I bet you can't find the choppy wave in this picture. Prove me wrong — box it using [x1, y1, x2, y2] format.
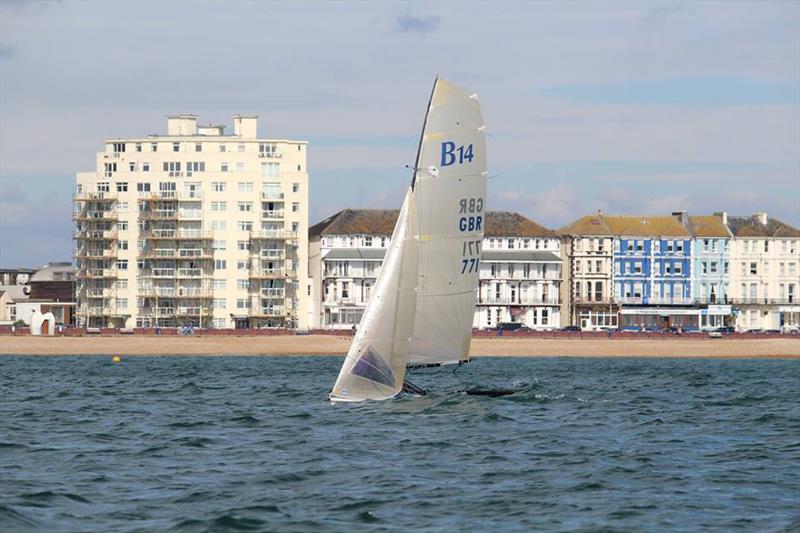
[0, 355, 798, 531]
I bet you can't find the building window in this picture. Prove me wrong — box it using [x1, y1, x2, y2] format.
[119, 240, 128, 250]
[292, 222, 299, 232]
[104, 163, 116, 177]
[292, 202, 299, 213]
[237, 260, 249, 271]
[211, 201, 227, 212]
[212, 240, 226, 251]
[142, 162, 150, 172]
[116, 182, 128, 192]
[212, 220, 226, 231]
[221, 162, 229, 172]
[237, 240, 250, 251]
[195, 143, 202, 152]
[213, 299, 226, 309]
[116, 259, 128, 270]
[237, 143, 245, 153]
[236, 298, 250, 309]
[214, 259, 227, 269]
[135, 143, 142, 152]
[292, 182, 300, 193]
[297, 164, 302, 171]
[163, 161, 182, 176]
[237, 279, 249, 290]
[212, 181, 226, 192]
[172, 142, 179, 152]
[261, 162, 280, 177]
[238, 202, 253, 212]
[237, 182, 253, 193]
[236, 162, 245, 172]
[750, 262, 757, 275]
[186, 162, 205, 175]
[238, 221, 253, 231]
[128, 162, 136, 172]
[212, 279, 226, 289]
[118, 221, 128, 231]
[364, 236, 373, 247]
[150, 142, 157, 152]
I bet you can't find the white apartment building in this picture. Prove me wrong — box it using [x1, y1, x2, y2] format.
[476, 213, 562, 329]
[559, 215, 617, 330]
[74, 114, 309, 330]
[308, 210, 562, 330]
[726, 212, 800, 330]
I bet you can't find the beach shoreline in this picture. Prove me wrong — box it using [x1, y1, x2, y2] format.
[1, 335, 798, 358]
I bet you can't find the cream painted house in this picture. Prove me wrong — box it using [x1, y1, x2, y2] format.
[74, 115, 309, 330]
[726, 212, 800, 331]
[308, 209, 562, 330]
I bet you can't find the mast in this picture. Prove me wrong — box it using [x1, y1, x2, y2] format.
[411, 76, 439, 191]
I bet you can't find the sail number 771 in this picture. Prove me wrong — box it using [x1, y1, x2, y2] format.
[441, 142, 474, 166]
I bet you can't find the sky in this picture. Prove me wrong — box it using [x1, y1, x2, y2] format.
[0, 0, 798, 268]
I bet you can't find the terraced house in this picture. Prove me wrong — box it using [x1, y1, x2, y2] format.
[609, 213, 694, 330]
[688, 214, 732, 330]
[726, 212, 800, 331]
[558, 214, 617, 331]
[307, 210, 562, 330]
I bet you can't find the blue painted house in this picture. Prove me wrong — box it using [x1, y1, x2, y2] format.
[688, 214, 732, 329]
[605, 214, 695, 330]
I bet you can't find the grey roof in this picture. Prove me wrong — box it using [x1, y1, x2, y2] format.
[0, 285, 29, 301]
[310, 209, 555, 238]
[481, 251, 562, 262]
[31, 262, 76, 282]
[322, 248, 387, 260]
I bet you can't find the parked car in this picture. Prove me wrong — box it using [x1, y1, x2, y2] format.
[561, 325, 581, 332]
[496, 322, 529, 332]
[781, 324, 800, 334]
[642, 326, 661, 333]
[713, 326, 736, 334]
[764, 329, 781, 334]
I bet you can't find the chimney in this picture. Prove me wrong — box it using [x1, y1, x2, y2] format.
[713, 211, 728, 225]
[671, 210, 688, 226]
[754, 212, 768, 225]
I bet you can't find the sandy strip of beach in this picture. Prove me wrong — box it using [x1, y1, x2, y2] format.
[0, 335, 798, 358]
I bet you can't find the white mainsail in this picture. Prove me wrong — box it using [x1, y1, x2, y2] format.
[330, 77, 486, 401]
[407, 79, 487, 366]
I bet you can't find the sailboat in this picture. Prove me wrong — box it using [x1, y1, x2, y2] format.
[330, 77, 487, 402]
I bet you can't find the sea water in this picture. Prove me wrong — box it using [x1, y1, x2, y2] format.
[1, 356, 798, 531]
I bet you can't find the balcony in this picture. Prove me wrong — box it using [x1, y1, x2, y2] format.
[249, 269, 291, 279]
[178, 191, 203, 201]
[176, 268, 203, 278]
[77, 268, 118, 279]
[150, 268, 176, 278]
[73, 210, 119, 221]
[259, 288, 285, 299]
[250, 230, 297, 240]
[261, 191, 284, 200]
[478, 296, 561, 306]
[178, 210, 203, 220]
[262, 210, 285, 220]
[140, 307, 176, 316]
[729, 297, 797, 305]
[74, 191, 118, 202]
[140, 209, 177, 220]
[75, 248, 117, 259]
[260, 248, 285, 259]
[177, 306, 202, 316]
[253, 307, 285, 317]
[139, 191, 177, 200]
